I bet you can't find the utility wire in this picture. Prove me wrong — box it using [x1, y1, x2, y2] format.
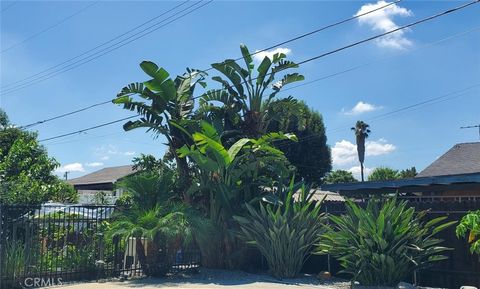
[192, 0, 480, 101]
[19, 100, 112, 129]
[1, 0, 397, 94]
[1, 1, 190, 89]
[274, 84, 480, 149]
[39, 115, 139, 142]
[30, 1, 480, 142]
[281, 26, 480, 93]
[16, 0, 402, 128]
[1, 1, 100, 53]
[1, 0, 17, 13]
[1, 1, 211, 95]
[16, 10, 480, 132]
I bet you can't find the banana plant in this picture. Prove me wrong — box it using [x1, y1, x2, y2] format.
[113, 61, 206, 202]
[177, 121, 296, 267]
[456, 210, 480, 255]
[200, 44, 304, 137]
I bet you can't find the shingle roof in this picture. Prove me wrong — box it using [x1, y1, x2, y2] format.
[67, 165, 136, 186]
[417, 142, 480, 177]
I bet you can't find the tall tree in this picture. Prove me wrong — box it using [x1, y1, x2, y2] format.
[324, 170, 358, 184]
[351, 121, 371, 182]
[267, 99, 331, 183]
[368, 167, 399, 181]
[113, 62, 206, 202]
[0, 109, 77, 205]
[399, 166, 417, 179]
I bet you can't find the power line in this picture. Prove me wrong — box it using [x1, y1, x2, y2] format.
[192, 0, 480, 101]
[29, 1, 480, 142]
[1, 0, 397, 94]
[1, 1, 190, 90]
[39, 115, 139, 142]
[1, 1, 211, 95]
[19, 100, 112, 129]
[203, 0, 402, 73]
[274, 84, 479, 149]
[281, 26, 480, 93]
[15, 0, 402, 128]
[20, 25, 479, 130]
[1, 1, 100, 53]
[1, 0, 17, 13]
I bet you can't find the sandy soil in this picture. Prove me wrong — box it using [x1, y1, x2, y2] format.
[55, 269, 350, 289]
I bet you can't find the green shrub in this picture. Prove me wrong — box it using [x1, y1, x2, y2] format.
[234, 180, 325, 279]
[317, 198, 455, 286]
[456, 210, 480, 255]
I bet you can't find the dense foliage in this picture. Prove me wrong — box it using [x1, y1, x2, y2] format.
[318, 198, 455, 286]
[368, 167, 400, 181]
[324, 169, 357, 184]
[235, 180, 325, 278]
[456, 210, 480, 255]
[267, 100, 331, 183]
[112, 45, 331, 270]
[0, 109, 77, 205]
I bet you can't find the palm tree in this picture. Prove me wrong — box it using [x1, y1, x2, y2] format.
[351, 121, 371, 182]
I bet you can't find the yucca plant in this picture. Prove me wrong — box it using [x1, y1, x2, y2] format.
[317, 198, 455, 286]
[234, 179, 325, 279]
[456, 210, 480, 256]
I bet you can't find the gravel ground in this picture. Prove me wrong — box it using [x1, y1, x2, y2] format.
[56, 268, 351, 289]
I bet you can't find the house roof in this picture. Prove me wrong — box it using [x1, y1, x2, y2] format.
[321, 172, 480, 195]
[417, 142, 480, 177]
[67, 165, 136, 186]
[293, 189, 344, 202]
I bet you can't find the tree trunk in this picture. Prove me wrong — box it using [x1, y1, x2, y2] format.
[360, 162, 364, 182]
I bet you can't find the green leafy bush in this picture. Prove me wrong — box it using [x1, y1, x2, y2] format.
[234, 180, 325, 278]
[456, 210, 480, 255]
[318, 198, 455, 286]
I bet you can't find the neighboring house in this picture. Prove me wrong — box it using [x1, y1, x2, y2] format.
[67, 165, 137, 204]
[322, 142, 480, 197]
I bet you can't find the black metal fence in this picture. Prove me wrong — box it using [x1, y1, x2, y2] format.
[0, 204, 201, 288]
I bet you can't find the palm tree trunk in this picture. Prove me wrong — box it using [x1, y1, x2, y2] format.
[360, 162, 364, 182]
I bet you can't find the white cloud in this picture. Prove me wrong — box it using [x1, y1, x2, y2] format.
[253, 47, 291, 62]
[56, 163, 85, 173]
[85, 162, 103, 167]
[342, 101, 382, 115]
[331, 139, 396, 166]
[94, 145, 135, 159]
[367, 138, 396, 156]
[348, 165, 374, 180]
[355, 1, 413, 49]
[332, 140, 358, 166]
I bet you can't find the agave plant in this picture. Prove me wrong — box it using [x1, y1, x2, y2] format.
[234, 179, 326, 279]
[456, 210, 480, 255]
[317, 198, 455, 286]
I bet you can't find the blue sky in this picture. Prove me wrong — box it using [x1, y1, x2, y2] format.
[1, 0, 479, 180]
